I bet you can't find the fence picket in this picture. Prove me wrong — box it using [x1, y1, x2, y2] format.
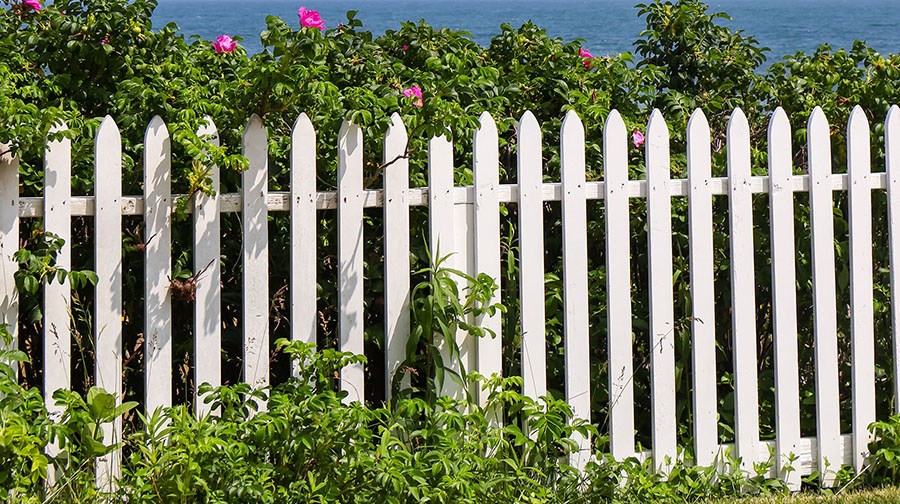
[144, 116, 172, 415]
[887, 105, 900, 415]
[43, 124, 71, 413]
[473, 112, 502, 409]
[518, 111, 547, 401]
[242, 115, 270, 398]
[0, 143, 18, 376]
[194, 117, 221, 416]
[768, 108, 802, 491]
[428, 133, 464, 399]
[338, 120, 365, 402]
[560, 110, 591, 469]
[94, 116, 123, 489]
[847, 106, 875, 472]
[686, 109, 718, 467]
[646, 109, 676, 474]
[808, 107, 841, 487]
[604, 110, 635, 461]
[384, 113, 410, 398]
[728, 108, 760, 472]
[291, 113, 317, 376]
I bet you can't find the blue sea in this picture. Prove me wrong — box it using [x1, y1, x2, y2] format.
[152, 0, 900, 64]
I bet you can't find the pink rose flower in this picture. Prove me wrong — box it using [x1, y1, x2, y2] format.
[632, 129, 645, 148]
[23, 0, 41, 11]
[212, 34, 236, 53]
[298, 7, 325, 30]
[402, 44, 408, 51]
[403, 86, 423, 107]
[579, 47, 593, 68]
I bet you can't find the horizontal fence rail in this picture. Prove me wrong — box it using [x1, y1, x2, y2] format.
[3, 104, 900, 491]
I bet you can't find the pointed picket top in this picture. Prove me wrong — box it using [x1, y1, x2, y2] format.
[561, 109, 583, 137]
[244, 114, 266, 148]
[808, 107, 831, 173]
[727, 107, 751, 177]
[647, 108, 669, 139]
[847, 106, 871, 183]
[605, 109, 626, 135]
[646, 108, 670, 179]
[386, 112, 408, 147]
[96, 115, 121, 147]
[146, 115, 167, 137]
[687, 109, 711, 179]
[293, 112, 315, 140]
[768, 108, 792, 180]
[478, 111, 498, 137]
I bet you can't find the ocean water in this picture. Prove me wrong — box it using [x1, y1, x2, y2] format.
[152, 0, 900, 64]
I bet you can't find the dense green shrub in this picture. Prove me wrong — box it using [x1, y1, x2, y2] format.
[6, 0, 900, 495]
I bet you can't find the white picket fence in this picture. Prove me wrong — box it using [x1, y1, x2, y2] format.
[2, 104, 900, 491]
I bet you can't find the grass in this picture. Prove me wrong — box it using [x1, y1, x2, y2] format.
[711, 487, 900, 503]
